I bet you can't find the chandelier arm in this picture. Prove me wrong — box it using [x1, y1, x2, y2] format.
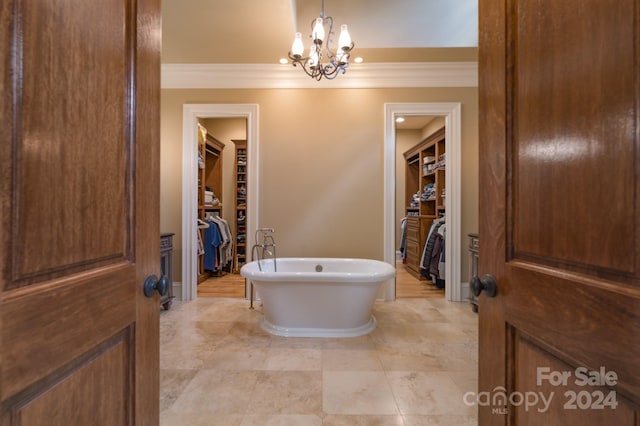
[289, 54, 324, 80]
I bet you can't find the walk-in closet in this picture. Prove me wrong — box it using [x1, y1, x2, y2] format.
[196, 118, 248, 297]
[396, 116, 447, 298]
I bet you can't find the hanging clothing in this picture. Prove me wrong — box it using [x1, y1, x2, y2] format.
[203, 219, 223, 271]
[438, 225, 446, 281]
[207, 215, 233, 268]
[420, 217, 445, 273]
[420, 216, 446, 282]
[399, 217, 407, 260]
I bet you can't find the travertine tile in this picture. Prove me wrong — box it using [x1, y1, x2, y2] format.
[403, 414, 477, 425]
[159, 296, 478, 426]
[386, 371, 476, 416]
[201, 345, 270, 371]
[263, 347, 322, 371]
[322, 414, 405, 425]
[323, 371, 400, 415]
[240, 414, 322, 425]
[167, 370, 259, 414]
[160, 369, 198, 412]
[447, 371, 478, 395]
[249, 371, 323, 415]
[322, 346, 384, 371]
[160, 411, 244, 426]
[375, 344, 442, 372]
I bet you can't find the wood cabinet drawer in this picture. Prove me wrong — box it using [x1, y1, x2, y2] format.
[406, 217, 420, 242]
[405, 239, 420, 262]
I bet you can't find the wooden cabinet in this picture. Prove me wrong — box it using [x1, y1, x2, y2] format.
[402, 127, 446, 280]
[198, 133, 224, 219]
[404, 216, 435, 279]
[233, 141, 247, 272]
[160, 233, 174, 310]
[403, 126, 446, 217]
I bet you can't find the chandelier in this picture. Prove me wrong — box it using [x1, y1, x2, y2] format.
[288, 0, 355, 81]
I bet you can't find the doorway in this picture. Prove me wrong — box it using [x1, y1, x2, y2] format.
[395, 115, 448, 298]
[181, 104, 259, 302]
[383, 103, 462, 302]
[197, 118, 248, 298]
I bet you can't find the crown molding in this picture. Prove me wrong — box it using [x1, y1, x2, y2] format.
[161, 62, 478, 89]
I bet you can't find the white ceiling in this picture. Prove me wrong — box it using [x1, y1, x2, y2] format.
[161, 0, 478, 64]
[294, 0, 478, 48]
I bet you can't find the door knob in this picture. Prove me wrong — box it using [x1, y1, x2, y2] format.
[471, 274, 497, 298]
[143, 274, 168, 298]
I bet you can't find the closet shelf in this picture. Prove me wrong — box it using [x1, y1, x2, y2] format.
[234, 140, 248, 273]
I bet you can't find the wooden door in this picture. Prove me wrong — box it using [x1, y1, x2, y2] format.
[1, 0, 161, 424]
[478, 0, 640, 424]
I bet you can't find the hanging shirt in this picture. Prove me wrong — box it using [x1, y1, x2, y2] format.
[203, 220, 222, 271]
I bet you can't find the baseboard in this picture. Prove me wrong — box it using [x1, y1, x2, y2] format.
[172, 282, 182, 301]
[460, 281, 470, 302]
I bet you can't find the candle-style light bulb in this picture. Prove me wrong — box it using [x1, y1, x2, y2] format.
[338, 24, 352, 51]
[291, 32, 304, 57]
[312, 17, 325, 43]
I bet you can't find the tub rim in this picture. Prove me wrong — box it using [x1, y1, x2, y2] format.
[240, 257, 396, 283]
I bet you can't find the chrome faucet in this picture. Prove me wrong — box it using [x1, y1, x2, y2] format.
[249, 228, 277, 310]
[251, 228, 277, 272]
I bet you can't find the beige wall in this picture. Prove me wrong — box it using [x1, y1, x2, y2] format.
[161, 87, 478, 283]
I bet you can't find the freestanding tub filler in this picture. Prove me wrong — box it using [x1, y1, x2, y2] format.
[240, 258, 396, 338]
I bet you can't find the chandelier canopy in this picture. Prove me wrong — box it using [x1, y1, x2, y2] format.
[288, 0, 355, 81]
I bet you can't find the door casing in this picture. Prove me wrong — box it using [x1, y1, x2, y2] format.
[383, 102, 463, 301]
[181, 104, 259, 301]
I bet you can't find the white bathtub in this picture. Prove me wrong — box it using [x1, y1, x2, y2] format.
[240, 258, 396, 338]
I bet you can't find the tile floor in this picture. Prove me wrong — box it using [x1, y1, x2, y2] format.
[160, 297, 478, 425]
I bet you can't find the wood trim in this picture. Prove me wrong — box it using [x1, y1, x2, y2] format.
[383, 102, 462, 302]
[162, 62, 479, 89]
[205, 133, 225, 153]
[181, 104, 259, 302]
[134, 0, 162, 422]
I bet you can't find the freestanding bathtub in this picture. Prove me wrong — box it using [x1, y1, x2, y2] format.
[240, 258, 396, 338]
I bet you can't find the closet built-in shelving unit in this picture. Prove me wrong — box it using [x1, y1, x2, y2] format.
[403, 126, 446, 280]
[233, 140, 247, 272]
[197, 131, 224, 282]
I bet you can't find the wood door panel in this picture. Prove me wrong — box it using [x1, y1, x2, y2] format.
[479, 0, 640, 424]
[506, 263, 640, 401]
[511, 0, 637, 274]
[6, 328, 132, 426]
[7, 0, 133, 288]
[510, 333, 638, 424]
[1, 0, 160, 423]
[0, 264, 135, 399]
